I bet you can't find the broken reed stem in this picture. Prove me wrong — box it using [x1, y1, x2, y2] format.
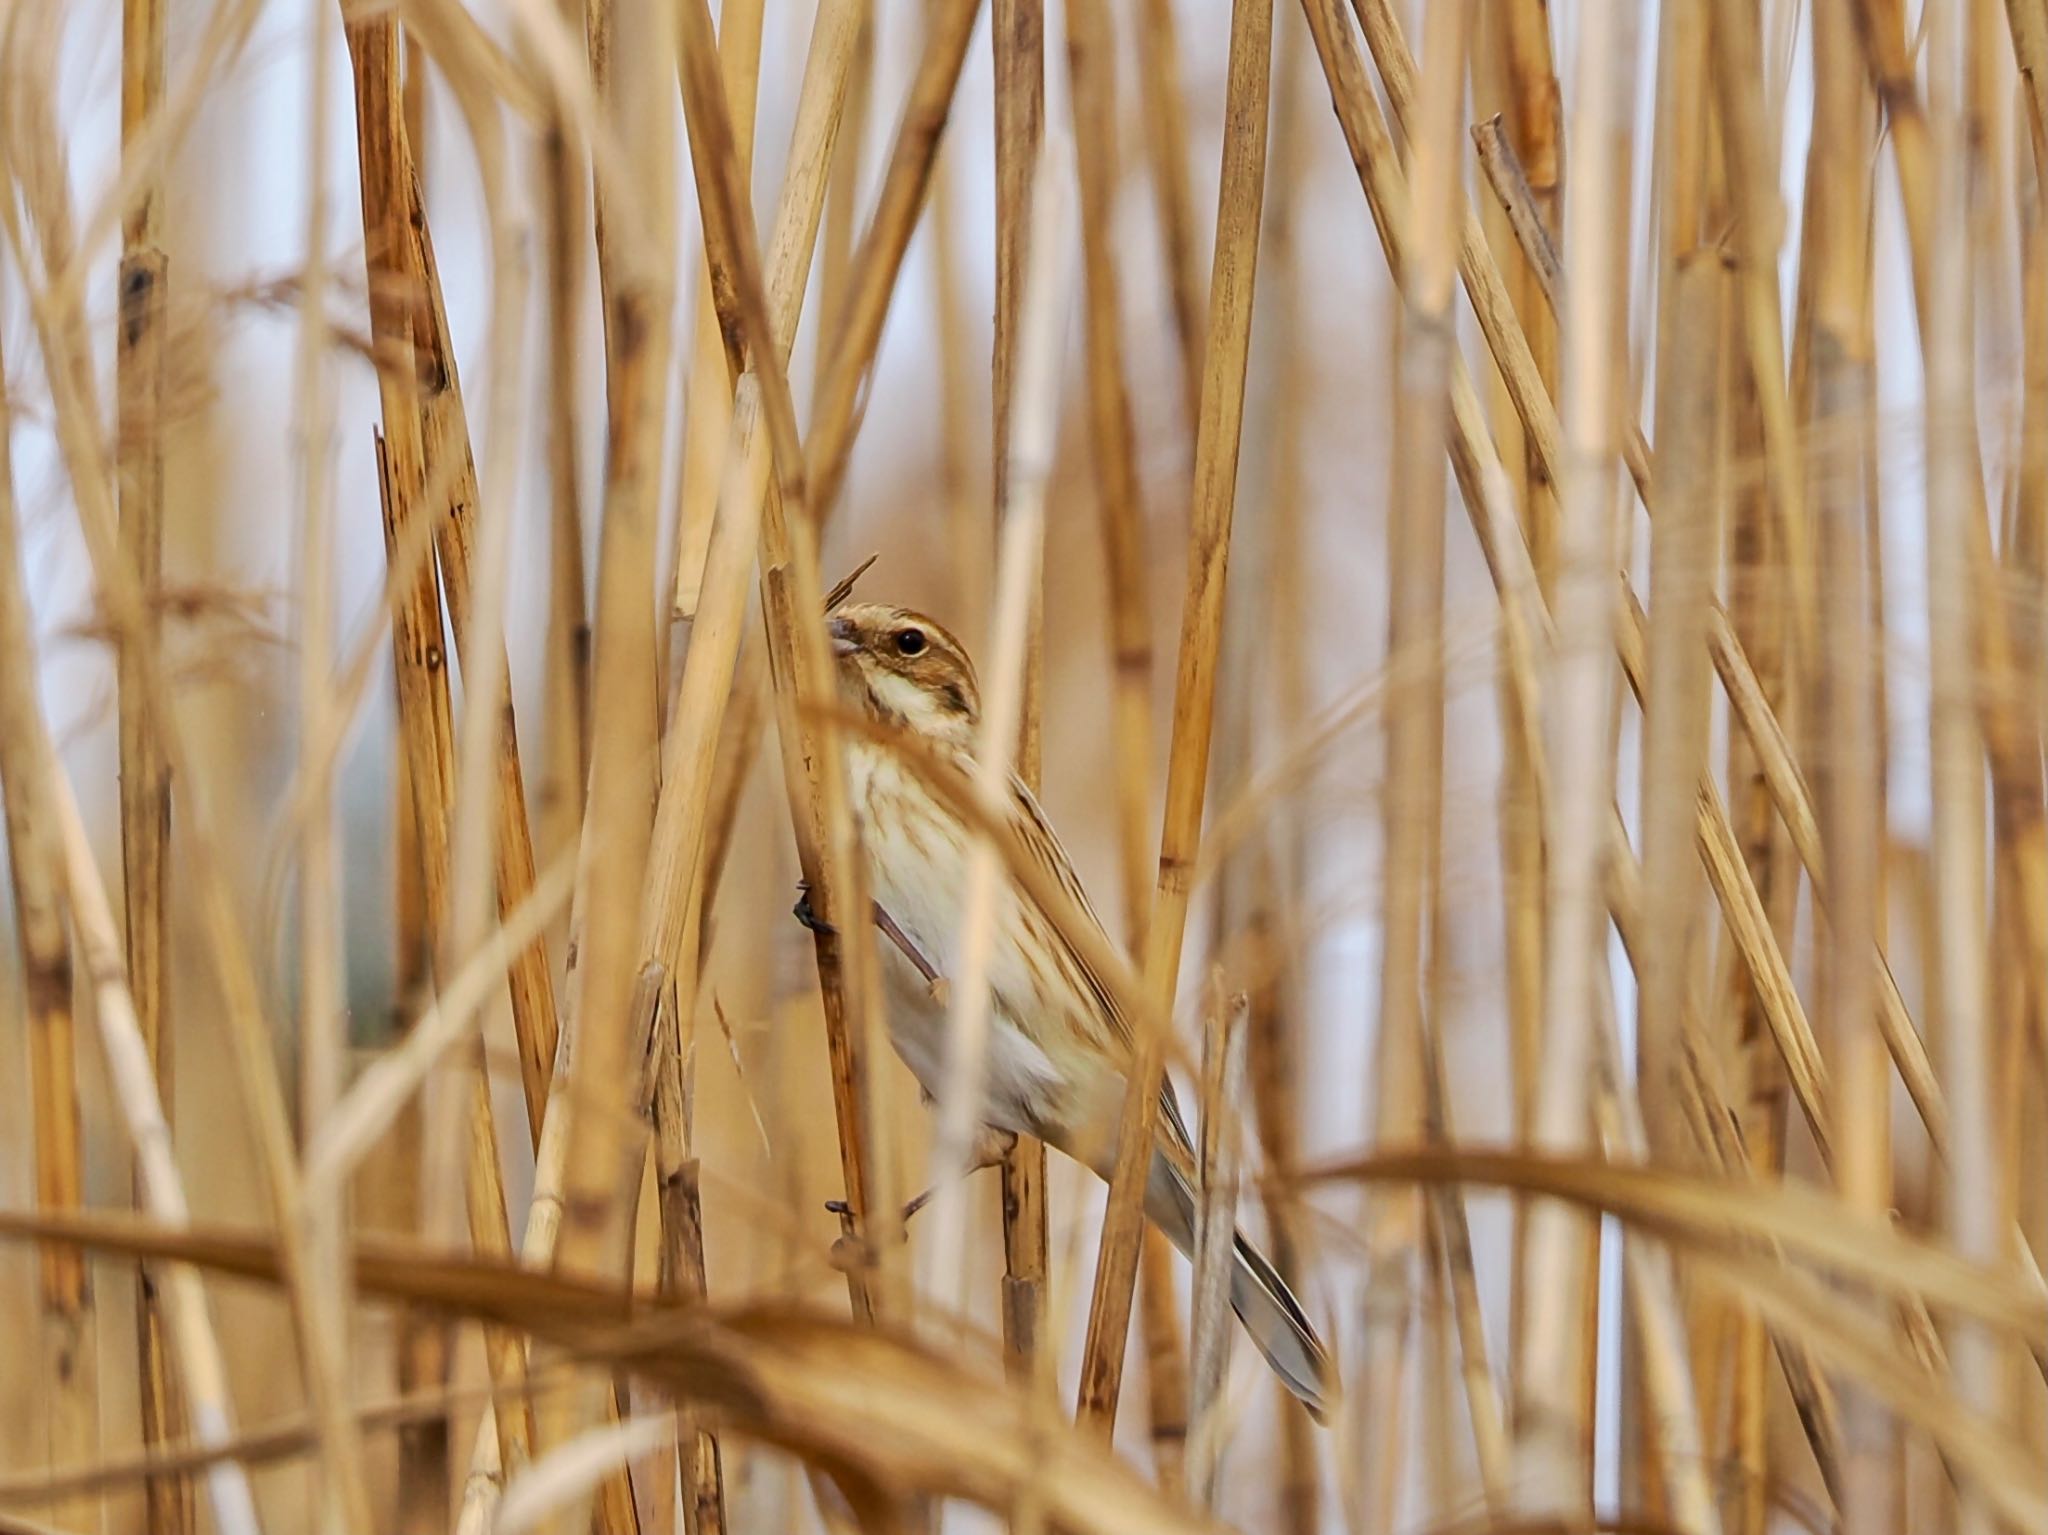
[0, 328, 97, 1535]
[0, 46, 374, 1525]
[1358, 5, 1468, 1529]
[1076, 0, 1275, 1437]
[116, 0, 184, 1522]
[991, 0, 1053, 1391]
[1510, 0, 1638, 1522]
[922, 137, 1072, 1307]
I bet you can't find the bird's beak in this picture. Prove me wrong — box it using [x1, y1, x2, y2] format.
[828, 616, 860, 657]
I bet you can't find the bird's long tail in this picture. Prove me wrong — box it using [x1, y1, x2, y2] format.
[1145, 1153, 1334, 1422]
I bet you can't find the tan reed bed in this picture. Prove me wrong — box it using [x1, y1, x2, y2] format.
[0, 3, 2045, 1535]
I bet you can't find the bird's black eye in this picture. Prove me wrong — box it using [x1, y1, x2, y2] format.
[895, 627, 927, 657]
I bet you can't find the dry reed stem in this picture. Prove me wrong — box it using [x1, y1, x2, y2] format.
[813, 1, 872, 410]
[668, 0, 765, 626]
[343, 16, 562, 1516]
[991, 0, 1053, 1394]
[1065, 0, 1158, 952]
[660, 0, 854, 1521]
[1066, 0, 1181, 1464]
[1415, 999, 1510, 1514]
[1806, 0, 1898, 1525]
[288, 0, 357, 1527]
[115, 0, 183, 1522]
[547, 1, 674, 1529]
[1475, 117, 1955, 1162]
[1076, 0, 1274, 1437]
[0, 1212, 1232, 1535]
[1234, 22, 1319, 1519]
[1354, 2, 1471, 1525]
[11, 626, 264, 1535]
[538, 2, 592, 906]
[1136, 0, 1206, 438]
[1470, 0, 1561, 1388]
[1704, 0, 1820, 666]
[1625, 3, 1720, 1502]
[755, 0, 983, 1326]
[629, 0, 865, 1361]
[1925, 14, 2005, 1535]
[0, 326, 96, 1535]
[0, 54, 374, 1525]
[926, 85, 986, 631]
[803, 0, 985, 524]
[922, 134, 1072, 1303]
[1188, 983, 1248, 1510]
[1372, 5, 1478, 1526]
[1509, 0, 1639, 1522]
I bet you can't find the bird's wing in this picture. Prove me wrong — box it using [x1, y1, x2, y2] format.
[1004, 771, 1140, 1055]
[1003, 772, 1202, 1178]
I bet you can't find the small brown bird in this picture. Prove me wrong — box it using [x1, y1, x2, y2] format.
[823, 601, 1333, 1419]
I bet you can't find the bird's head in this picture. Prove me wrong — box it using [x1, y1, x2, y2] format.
[827, 602, 981, 750]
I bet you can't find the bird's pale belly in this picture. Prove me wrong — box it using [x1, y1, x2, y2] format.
[850, 745, 1071, 1137]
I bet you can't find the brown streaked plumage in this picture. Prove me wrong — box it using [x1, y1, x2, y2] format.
[826, 601, 1333, 1419]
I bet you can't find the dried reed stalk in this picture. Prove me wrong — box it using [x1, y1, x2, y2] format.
[1065, 0, 1157, 960]
[991, 0, 1053, 1392]
[668, 0, 765, 628]
[289, 0, 360, 1528]
[0, 330, 96, 1535]
[1469, 0, 1561, 1381]
[1924, 14, 2005, 1535]
[631, 0, 864, 1354]
[1806, 0, 1897, 1527]
[538, 0, 591, 899]
[1063, 0, 1186, 1471]
[0, 408, 257, 1535]
[0, 43, 374, 1522]
[115, 0, 184, 1523]
[1076, 0, 1275, 1436]
[1235, 18, 1319, 1526]
[922, 133, 1072, 1303]
[813, 1, 872, 408]
[1136, 0, 1205, 436]
[545, 1, 676, 1529]
[804, 0, 984, 524]
[1359, 6, 1472, 1529]
[1508, 0, 1638, 1520]
[761, 0, 983, 1322]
